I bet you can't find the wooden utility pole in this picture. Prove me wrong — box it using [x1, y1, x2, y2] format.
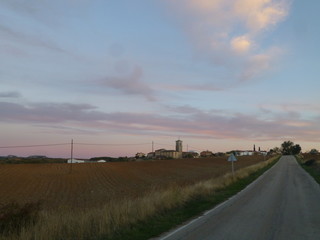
[70, 139, 74, 173]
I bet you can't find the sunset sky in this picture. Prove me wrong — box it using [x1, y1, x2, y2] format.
[1, 0, 319, 158]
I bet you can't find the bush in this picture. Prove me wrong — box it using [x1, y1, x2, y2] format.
[309, 149, 319, 155]
[0, 201, 41, 235]
[304, 159, 316, 166]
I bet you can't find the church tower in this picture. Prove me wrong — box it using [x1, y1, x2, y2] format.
[176, 140, 183, 152]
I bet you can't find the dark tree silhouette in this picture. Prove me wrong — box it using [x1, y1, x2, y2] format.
[281, 141, 301, 155]
[309, 149, 319, 154]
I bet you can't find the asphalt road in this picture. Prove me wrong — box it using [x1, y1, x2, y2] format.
[155, 156, 320, 240]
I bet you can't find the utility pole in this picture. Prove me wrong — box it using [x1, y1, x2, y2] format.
[152, 141, 154, 152]
[70, 139, 73, 174]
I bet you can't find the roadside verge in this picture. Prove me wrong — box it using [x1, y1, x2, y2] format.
[295, 155, 320, 184]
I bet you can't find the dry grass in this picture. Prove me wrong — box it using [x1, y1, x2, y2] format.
[0, 156, 277, 240]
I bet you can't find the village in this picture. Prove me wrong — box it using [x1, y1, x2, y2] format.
[0, 139, 271, 164]
[66, 139, 269, 163]
[136, 140, 268, 160]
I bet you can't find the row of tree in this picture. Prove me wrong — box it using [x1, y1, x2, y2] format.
[281, 141, 302, 155]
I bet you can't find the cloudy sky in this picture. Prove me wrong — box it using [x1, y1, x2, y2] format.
[1, 0, 319, 158]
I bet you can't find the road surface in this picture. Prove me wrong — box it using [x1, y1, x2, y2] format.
[155, 156, 320, 240]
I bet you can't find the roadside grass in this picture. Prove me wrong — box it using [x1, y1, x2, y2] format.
[0, 156, 279, 240]
[0, 202, 41, 237]
[296, 155, 320, 184]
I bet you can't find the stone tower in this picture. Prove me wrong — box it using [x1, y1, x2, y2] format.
[176, 140, 183, 152]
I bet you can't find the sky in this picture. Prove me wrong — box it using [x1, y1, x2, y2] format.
[0, 0, 319, 158]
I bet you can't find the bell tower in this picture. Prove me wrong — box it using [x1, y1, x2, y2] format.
[176, 140, 183, 152]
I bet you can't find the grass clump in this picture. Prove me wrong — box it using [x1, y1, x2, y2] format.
[0, 202, 41, 236]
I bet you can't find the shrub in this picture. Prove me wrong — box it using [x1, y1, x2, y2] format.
[304, 159, 316, 166]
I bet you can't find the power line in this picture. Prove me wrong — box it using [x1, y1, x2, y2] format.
[75, 142, 150, 146]
[0, 141, 202, 151]
[0, 143, 69, 149]
[0, 142, 151, 149]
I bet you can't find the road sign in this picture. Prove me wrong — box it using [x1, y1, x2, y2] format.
[228, 153, 237, 162]
[228, 153, 237, 177]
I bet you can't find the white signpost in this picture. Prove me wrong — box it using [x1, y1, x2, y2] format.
[228, 153, 237, 178]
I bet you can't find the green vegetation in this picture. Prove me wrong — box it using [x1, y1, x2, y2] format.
[296, 155, 320, 184]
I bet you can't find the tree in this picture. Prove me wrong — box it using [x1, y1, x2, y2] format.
[281, 141, 301, 155]
[272, 147, 281, 154]
[281, 141, 294, 155]
[309, 149, 319, 155]
[291, 144, 301, 155]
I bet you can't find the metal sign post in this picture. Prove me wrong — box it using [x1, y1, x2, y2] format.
[228, 153, 237, 178]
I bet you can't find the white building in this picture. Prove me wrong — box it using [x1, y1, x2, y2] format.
[67, 159, 86, 163]
[236, 151, 254, 156]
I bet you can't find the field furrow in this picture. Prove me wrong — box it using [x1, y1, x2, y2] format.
[0, 156, 267, 210]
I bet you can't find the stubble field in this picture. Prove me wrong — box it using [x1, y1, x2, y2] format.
[0, 156, 266, 210]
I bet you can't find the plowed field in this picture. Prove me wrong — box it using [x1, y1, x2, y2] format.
[0, 156, 266, 210]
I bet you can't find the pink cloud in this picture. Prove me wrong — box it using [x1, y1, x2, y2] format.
[0, 102, 105, 123]
[100, 66, 156, 101]
[233, 0, 290, 32]
[1, 99, 319, 143]
[163, 0, 291, 82]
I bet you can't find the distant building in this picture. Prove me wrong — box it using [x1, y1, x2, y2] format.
[135, 152, 146, 158]
[67, 159, 86, 163]
[236, 151, 254, 156]
[148, 140, 183, 159]
[200, 150, 214, 157]
[147, 152, 155, 159]
[176, 140, 183, 152]
[155, 149, 181, 159]
[260, 151, 267, 156]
